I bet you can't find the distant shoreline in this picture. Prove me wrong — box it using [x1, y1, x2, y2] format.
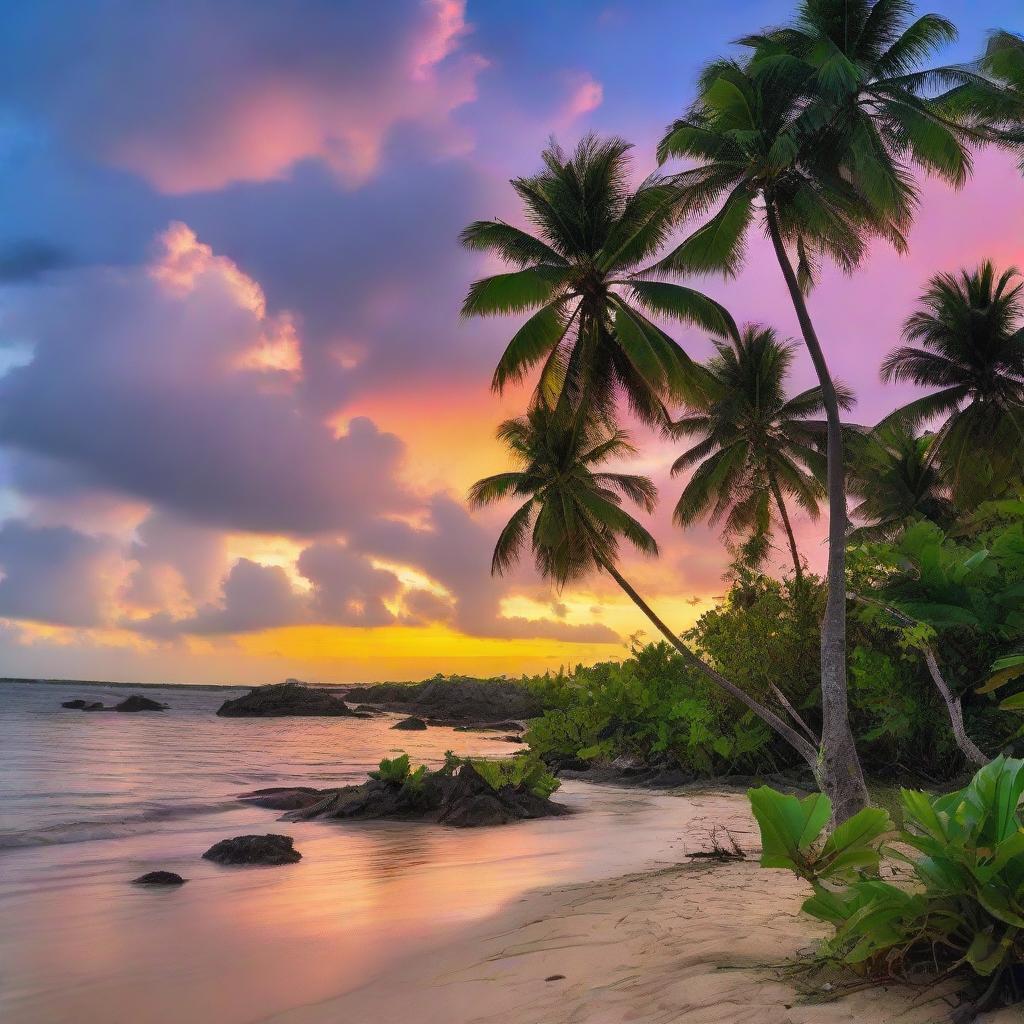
[0, 676, 260, 693]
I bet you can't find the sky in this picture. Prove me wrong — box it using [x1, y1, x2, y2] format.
[0, 0, 1021, 686]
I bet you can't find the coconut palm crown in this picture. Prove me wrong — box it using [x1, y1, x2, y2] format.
[460, 134, 737, 429]
[880, 262, 1024, 505]
[672, 326, 849, 577]
[847, 423, 955, 540]
[467, 404, 658, 588]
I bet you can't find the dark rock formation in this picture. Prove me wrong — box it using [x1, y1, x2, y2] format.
[132, 871, 187, 885]
[344, 677, 544, 723]
[202, 834, 302, 865]
[351, 704, 385, 715]
[115, 695, 168, 712]
[81, 702, 107, 711]
[247, 761, 569, 829]
[62, 699, 95, 709]
[454, 721, 525, 733]
[216, 680, 356, 718]
[392, 716, 427, 731]
[239, 787, 325, 811]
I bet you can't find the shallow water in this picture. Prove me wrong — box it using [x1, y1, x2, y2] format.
[0, 680, 745, 1024]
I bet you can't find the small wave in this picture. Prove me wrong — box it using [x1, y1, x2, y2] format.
[0, 798, 239, 849]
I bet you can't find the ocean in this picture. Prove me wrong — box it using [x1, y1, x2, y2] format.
[0, 679, 744, 1023]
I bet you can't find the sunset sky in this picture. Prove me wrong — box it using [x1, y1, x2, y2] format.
[0, 0, 1021, 685]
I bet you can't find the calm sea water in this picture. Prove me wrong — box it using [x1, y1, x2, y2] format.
[0, 680, 752, 1024]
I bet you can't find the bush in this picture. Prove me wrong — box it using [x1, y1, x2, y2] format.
[442, 751, 559, 799]
[524, 641, 777, 775]
[749, 757, 1024, 1009]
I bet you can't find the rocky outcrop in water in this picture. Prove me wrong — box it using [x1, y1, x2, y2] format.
[243, 762, 568, 829]
[115, 695, 168, 712]
[391, 716, 427, 731]
[62, 699, 105, 710]
[202, 834, 302, 865]
[216, 680, 356, 718]
[133, 871, 187, 885]
[345, 677, 543, 724]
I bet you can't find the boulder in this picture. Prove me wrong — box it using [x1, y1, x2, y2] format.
[351, 704, 385, 715]
[81, 702, 107, 711]
[453, 721, 524, 733]
[216, 681, 356, 718]
[115, 694, 168, 712]
[269, 760, 569, 829]
[392, 716, 428, 731]
[347, 677, 544, 723]
[132, 871, 187, 885]
[202, 834, 301, 865]
[61, 699, 91, 709]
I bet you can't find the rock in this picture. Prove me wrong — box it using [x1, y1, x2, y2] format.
[351, 704, 385, 715]
[347, 676, 544, 723]
[81, 702, 107, 711]
[62, 699, 91, 709]
[216, 681, 356, 718]
[263, 760, 569, 830]
[453, 721, 525, 733]
[132, 871, 187, 885]
[115, 694, 168, 712]
[239, 787, 328, 811]
[202, 834, 302, 865]
[441, 793, 515, 827]
[392, 716, 428, 731]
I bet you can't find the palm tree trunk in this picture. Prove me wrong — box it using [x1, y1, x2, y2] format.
[768, 472, 803, 581]
[596, 555, 820, 769]
[765, 203, 869, 823]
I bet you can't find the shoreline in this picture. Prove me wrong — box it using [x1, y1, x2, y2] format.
[269, 855, 1017, 1024]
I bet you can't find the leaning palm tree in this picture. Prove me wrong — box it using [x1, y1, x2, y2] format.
[460, 134, 736, 428]
[468, 403, 819, 766]
[671, 326, 848, 580]
[880, 262, 1024, 507]
[654, 1, 972, 822]
[847, 424, 955, 540]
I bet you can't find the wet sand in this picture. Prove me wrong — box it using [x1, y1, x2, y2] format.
[273, 801, 1019, 1024]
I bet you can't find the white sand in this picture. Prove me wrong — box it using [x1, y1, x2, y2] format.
[272, 800, 1018, 1024]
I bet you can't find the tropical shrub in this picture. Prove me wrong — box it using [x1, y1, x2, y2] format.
[750, 758, 1024, 1008]
[441, 751, 560, 799]
[525, 642, 777, 775]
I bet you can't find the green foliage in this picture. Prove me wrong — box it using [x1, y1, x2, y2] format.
[371, 754, 412, 784]
[442, 752, 560, 799]
[748, 786, 890, 882]
[524, 641, 777, 776]
[750, 758, 1024, 990]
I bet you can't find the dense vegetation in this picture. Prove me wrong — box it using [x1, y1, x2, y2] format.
[457, 0, 1024, 1010]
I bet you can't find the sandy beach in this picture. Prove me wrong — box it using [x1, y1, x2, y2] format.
[277, 843, 1019, 1024]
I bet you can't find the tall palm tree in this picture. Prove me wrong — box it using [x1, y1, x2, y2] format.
[847, 424, 955, 540]
[654, 0, 972, 822]
[880, 262, 1024, 506]
[460, 134, 736, 428]
[468, 403, 819, 766]
[944, 30, 1024, 170]
[671, 326, 847, 580]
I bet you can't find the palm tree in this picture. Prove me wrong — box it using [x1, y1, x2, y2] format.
[460, 134, 736, 428]
[847, 424, 955, 540]
[671, 326, 848, 580]
[880, 262, 1024, 506]
[654, 1, 972, 822]
[944, 30, 1024, 170]
[468, 403, 819, 766]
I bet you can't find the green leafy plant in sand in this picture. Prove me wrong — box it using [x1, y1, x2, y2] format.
[441, 751, 560, 800]
[749, 757, 1024, 1011]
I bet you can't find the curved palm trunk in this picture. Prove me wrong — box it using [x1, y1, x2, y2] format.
[596, 555, 820, 769]
[848, 593, 988, 767]
[768, 472, 803, 581]
[766, 204, 869, 823]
